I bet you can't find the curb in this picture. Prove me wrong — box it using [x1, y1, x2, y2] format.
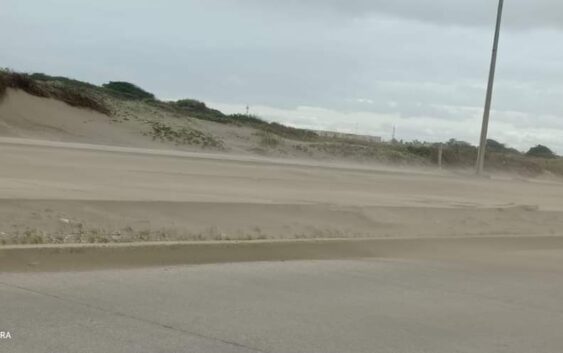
[2, 236, 563, 272]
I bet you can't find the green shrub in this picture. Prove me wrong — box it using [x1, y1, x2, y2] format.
[175, 99, 208, 111]
[526, 145, 557, 159]
[407, 145, 434, 159]
[102, 81, 155, 100]
[487, 139, 520, 154]
[173, 99, 227, 122]
[442, 143, 478, 166]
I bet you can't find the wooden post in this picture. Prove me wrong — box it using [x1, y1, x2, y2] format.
[438, 144, 443, 170]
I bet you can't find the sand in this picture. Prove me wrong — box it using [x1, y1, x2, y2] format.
[1, 137, 563, 244]
[1, 89, 563, 244]
[0, 88, 272, 155]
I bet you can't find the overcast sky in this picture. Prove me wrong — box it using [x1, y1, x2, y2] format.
[1, 0, 562, 152]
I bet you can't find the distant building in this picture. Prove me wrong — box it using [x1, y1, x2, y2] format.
[315, 130, 382, 143]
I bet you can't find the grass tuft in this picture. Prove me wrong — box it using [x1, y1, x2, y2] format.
[0, 70, 49, 98]
[0, 69, 110, 115]
[258, 131, 282, 148]
[147, 121, 224, 149]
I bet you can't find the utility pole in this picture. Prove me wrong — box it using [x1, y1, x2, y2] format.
[476, 0, 505, 175]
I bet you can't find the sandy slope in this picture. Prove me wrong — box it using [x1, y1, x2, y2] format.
[1, 137, 563, 244]
[0, 89, 155, 146]
[0, 89, 262, 154]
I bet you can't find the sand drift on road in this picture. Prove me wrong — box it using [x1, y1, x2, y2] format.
[1, 138, 563, 245]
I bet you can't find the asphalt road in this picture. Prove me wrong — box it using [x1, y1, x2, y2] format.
[2, 250, 563, 353]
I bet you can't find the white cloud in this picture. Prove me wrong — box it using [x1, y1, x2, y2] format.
[0, 1, 561, 153]
[236, 0, 563, 30]
[353, 98, 375, 104]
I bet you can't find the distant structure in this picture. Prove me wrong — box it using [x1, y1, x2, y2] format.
[315, 130, 382, 143]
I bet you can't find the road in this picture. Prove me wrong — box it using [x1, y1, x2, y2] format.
[2, 137, 563, 243]
[1, 137, 562, 209]
[2, 249, 563, 353]
[2, 138, 563, 352]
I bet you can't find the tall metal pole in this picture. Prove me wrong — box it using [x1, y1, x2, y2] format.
[476, 0, 504, 175]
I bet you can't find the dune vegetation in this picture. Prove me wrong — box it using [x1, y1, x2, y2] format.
[1, 68, 561, 177]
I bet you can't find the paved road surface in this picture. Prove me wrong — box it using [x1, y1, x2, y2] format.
[2, 249, 563, 353]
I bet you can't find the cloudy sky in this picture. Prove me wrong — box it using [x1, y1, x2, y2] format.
[1, 0, 562, 152]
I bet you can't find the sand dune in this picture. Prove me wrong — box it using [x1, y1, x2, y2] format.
[2, 88, 563, 244]
[0, 89, 155, 146]
[0, 88, 272, 155]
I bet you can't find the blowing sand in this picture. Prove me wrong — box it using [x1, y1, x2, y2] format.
[1, 137, 563, 244]
[1, 88, 563, 244]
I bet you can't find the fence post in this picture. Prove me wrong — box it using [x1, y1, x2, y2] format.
[438, 144, 443, 170]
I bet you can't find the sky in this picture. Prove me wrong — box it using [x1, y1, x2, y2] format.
[1, 0, 562, 152]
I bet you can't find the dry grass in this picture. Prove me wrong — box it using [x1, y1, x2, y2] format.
[258, 131, 282, 148]
[2, 69, 561, 178]
[0, 70, 49, 98]
[146, 121, 225, 149]
[0, 70, 110, 115]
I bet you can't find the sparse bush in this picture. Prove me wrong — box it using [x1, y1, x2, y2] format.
[526, 145, 557, 159]
[487, 139, 520, 154]
[148, 121, 224, 149]
[308, 141, 422, 164]
[230, 114, 318, 141]
[0, 70, 49, 98]
[50, 86, 111, 115]
[446, 138, 473, 147]
[407, 145, 434, 159]
[544, 159, 563, 175]
[169, 102, 318, 142]
[441, 142, 478, 166]
[4, 69, 562, 178]
[102, 81, 155, 100]
[0, 74, 6, 99]
[31, 73, 99, 90]
[173, 99, 227, 122]
[175, 99, 208, 111]
[486, 153, 544, 176]
[0, 69, 110, 115]
[258, 131, 281, 148]
[486, 139, 505, 152]
[21, 229, 44, 244]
